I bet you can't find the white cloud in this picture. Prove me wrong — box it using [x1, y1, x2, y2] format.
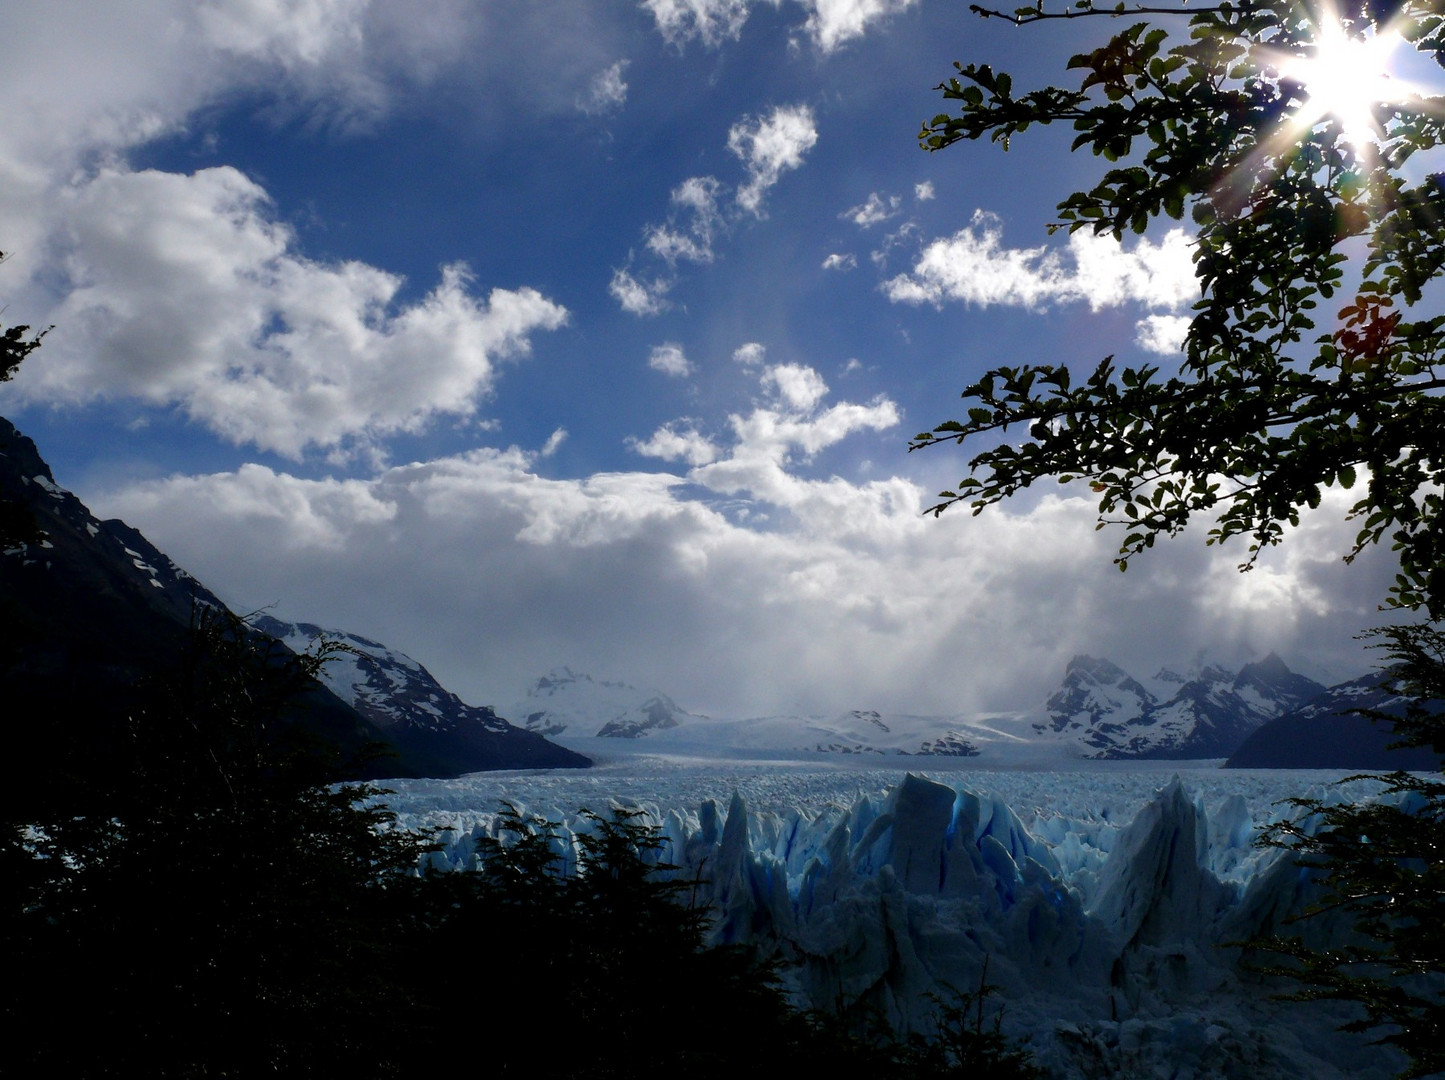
[609, 267, 672, 316]
[883, 210, 1197, 314]
[1135, 314, 1191, 354]
[649, 342, 695, 377]
[578, 59, 630, 115]
[0, 2, 470, 290]
[842, 192, 901, 227]
[628, 421, 720, 465]
[915, 180, 935, 201]
[10, 166, 566, 458]
[645, 175, 723, 265]
[540, 427, 568, 457]
[733, 342, 766, 366]
[641, 0, 751, 47]
[822, 253, 857, 271]
[99, 406, 1389, 715]
[728, 104, 818, 216]
[761, 362, 829, 412]
[0, 1, 476, 180]
[799, 0, 921, 52]
[617, 105, 815, 309]
[684, 363, 902, 525]
[868, 220, 919, 270]
[639, 0, 920, 54]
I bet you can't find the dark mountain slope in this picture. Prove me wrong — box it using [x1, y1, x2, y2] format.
[1227, 671, 1439, 770]
[0, 417, 586, 791]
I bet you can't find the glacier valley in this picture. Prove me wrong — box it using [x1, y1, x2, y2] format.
[382, 756, 1409, 1079]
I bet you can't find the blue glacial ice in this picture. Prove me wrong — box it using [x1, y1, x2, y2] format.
[384, 764, 1407, 1079]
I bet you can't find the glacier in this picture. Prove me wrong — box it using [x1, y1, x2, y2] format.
[383, 761, 1407, 1079]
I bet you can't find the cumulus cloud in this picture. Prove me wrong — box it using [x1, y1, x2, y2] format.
[649, 342, 695, 377]
[682, 362, 902, 526]
[641, 0, 751, 48]
[11, 166, 567, 458]
[883, 211, 1198, 334]
[842, 192, 901, 228]
[1136, 314, 1191, 354]
[609, 268, 672, 316]
[761, 362, 829, 411]
[728, 105, 818, 215]
[578, 59, 630, 114]
[915, 180, 935, 201]
[799, 0, 921, 52]
[628, 421, 720, 465]
[540, 427, 568, 456]
[639, 0, 920, 54]
[613, 107, 814, 311]
[0, 2, 602, 460]
[822, 253, 857, 271]
[645, 176, 723, 265]
[0, 1, 476, 290]
[733, 342, 766, 366]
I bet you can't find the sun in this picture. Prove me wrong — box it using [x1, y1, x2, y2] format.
[1278, 18, 1406, 150]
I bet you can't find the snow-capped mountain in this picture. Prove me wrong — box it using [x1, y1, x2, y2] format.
[1038, 656, 1156, 741]
[254, 618, 589, 774]
[510, 667, 702, 739]
[1037, 653, 1324, 759]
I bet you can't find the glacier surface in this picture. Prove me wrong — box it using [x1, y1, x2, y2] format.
[383, 759, 1407, 1079]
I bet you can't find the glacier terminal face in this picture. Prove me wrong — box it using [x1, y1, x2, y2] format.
[384, 762, 1405, 1080]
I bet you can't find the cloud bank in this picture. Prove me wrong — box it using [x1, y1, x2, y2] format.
[95, 362, 1391, 716]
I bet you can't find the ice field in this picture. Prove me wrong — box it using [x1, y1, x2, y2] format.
[382, 756, 1409, 1079]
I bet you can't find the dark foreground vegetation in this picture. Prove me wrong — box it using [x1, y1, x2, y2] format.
[3, 609, 1044, 1080]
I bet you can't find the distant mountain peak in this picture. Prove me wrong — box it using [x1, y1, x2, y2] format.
[254, 616, 589, 772]
[511, 670, 701, 739]
[530, 667, 635, 697]
[1040, 655, 1156, 738]
[1041, 651, 1324, 759]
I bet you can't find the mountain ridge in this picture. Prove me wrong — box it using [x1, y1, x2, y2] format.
[0, 416, 587, 782]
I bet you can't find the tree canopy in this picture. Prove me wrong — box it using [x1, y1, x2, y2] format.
[0, 249, 47, 549]
[911, 0, 1445, 616]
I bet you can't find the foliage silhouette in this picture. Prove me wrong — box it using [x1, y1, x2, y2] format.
[903, 961, 1047, 1079]
[1255, 623, 1445, 1078]
[911, 0, 1445, 617]
[6, 607, 432, 1078]
[0, 249, 47, 549]
[429, 803, 818, 1079]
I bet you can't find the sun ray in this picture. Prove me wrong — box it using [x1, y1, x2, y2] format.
[1211, 2, 1445, 217]
[1276, 15, 1405, 150]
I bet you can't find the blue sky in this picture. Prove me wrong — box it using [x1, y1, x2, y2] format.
[0, 0, 1418, 715]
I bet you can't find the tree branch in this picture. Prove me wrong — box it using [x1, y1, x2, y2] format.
[969, 2, 1241, 24]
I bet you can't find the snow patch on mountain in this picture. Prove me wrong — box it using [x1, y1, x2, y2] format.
[1037, 653, 1324, 759]
[255, 616, 511, 736]
[510, 667, 703, 738]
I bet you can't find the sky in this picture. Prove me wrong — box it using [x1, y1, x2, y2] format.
[0, 0, 1431, 717]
